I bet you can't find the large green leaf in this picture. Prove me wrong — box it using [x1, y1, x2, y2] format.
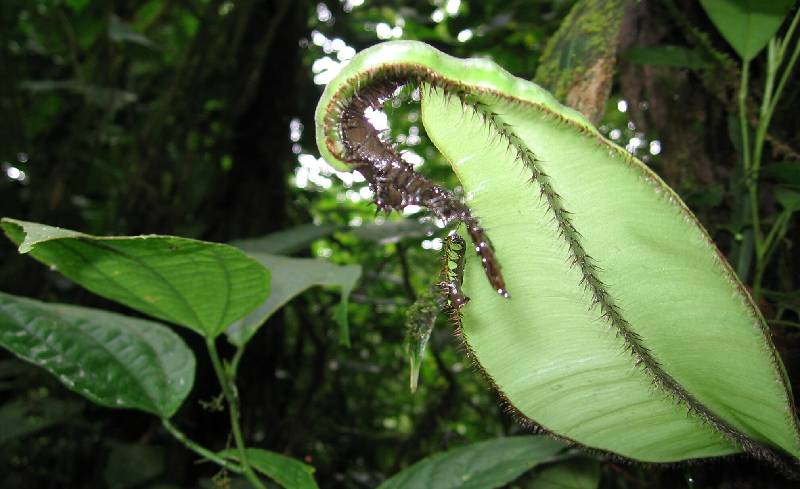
[377, 436, 564, 489]
[699, 0, 795, 61]
[1, 218, 270, 337]
[315, 41, 800, 464]
[230, 223, 339, 255]
[225, 253, 360, 347]
[220, 448, 319, 489]
[0, 291, 195, 417]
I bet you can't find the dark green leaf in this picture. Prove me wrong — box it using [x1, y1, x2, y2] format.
[220, 448, 319, 489]
[2, 219, 270, 338]
[0, 291, 195, 417]
[699, 0, 795, 61]
[377, 436, 564, 489]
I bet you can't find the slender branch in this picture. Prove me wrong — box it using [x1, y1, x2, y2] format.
[206, 337, 266, 489]
[161, 418, 244, 474]
[769, 7, 800, 117]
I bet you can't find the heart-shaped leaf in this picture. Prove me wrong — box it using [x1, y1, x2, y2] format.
[315, 41, 800, 465]
[377, 436, 564, 489]
[699, 0, 795, 61]
[0, 291, 194, 417]
[2, 218, 270, 338]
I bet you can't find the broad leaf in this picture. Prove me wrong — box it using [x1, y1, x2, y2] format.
[231, 223, 339, 255]
[377, 436, 564, 489]
[226, 253, 360, 347]
[220, 448, 319, 489]
[0, 291, 194, 417]
[528, 458, 600, 489]
[1, 218, 270, 337]
[315, 41, 800, 464]
[699, 0, 795, 61]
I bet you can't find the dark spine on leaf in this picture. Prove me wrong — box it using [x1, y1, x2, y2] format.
[337, 76, 508, 298]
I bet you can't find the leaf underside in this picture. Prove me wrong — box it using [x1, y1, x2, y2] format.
[0, 291, 195, 418]
[1, 219, 270, 338]
[225, 252, 360, 347]
[315, 41, 800, 465]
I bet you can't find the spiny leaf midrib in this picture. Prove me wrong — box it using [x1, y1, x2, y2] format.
[321, 62, 799, 465]
[460, 92, 795, 467]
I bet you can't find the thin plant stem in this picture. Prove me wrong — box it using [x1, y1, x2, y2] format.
[769, 7, 800, 116]
[206, 337, 266, 489]
[230, 344, 246, 379]
[161, 418, 245, 474]
[746, 9, 800, 298]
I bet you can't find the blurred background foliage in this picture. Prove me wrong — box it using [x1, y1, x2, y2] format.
[0, 0, 799, 487]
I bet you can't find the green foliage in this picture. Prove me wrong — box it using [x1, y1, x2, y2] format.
[1, 219, 270, 338]
[317, 40, 800, 464]
[226, 253, 360, 347]
[0, 291, 195, 417]
[220, 448, 320, 489]
[377, 436, 564, 489]
[3, 0, 800, 487]
[699, 0, 796, 61]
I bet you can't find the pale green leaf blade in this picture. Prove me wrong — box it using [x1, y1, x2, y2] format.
[225, 253, 360, 347]
[377, 436, 564, 489]
[230, 223, 339, 255]
[699, 0, 795, 61]
[220, 448, 319, 489]
[421, 73, 799, 461]
[315, 41, 800, 464]
[2, 218, 270, 337]
[0, 291, 195, 417]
